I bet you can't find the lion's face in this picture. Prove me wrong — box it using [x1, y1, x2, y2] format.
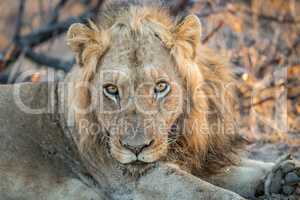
[91, 29, 184, 166]
[66, 8, 235, 175]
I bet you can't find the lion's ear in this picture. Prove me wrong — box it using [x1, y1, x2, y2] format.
[67, 23, 91, 66]
[66, 22, 109, 67]
[173, 15, 202, 60]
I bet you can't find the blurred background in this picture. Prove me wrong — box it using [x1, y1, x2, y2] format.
[0, 0, 299, 161]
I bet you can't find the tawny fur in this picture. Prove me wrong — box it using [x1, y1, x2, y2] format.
[66, 0, 246, 177]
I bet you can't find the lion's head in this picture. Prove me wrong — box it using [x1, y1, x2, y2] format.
[66, 2, 244, 176]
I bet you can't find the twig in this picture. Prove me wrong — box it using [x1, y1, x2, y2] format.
[24, 48, 75, 72]
[255, 29, 282, 78]
[80, 0, 92, 6]
[283, 36, 300, 57]
[48, 0, 69, 25]
[20, 0, 104, 47]
[197, 7, 227, 18]
[38, 0, 47, 23]
[0, 0, 105, 73]
[228, 7, 300, 24]
[289, 93, 300, 100]
[242, 96, 275, 110]
[89, 0, 105, 21]
[253, 12, 300, 24]
[13, 0, 26, 42]
[20, 15, 89, 47]
[241, 92, 300, 111]
[170, 0, 193, 16]
[202, 20, 224, 44]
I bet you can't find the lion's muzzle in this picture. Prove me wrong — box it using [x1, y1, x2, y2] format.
[110, 131, 168, 165]
[120, 139, 154, 156]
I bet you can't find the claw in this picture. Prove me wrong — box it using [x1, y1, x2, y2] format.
[264, 154, 291, 197]
[278, 154, 292, 162]
[285, 172, 300, 185]
[282, 161, 296, 174]
[270, 169, 282, 193]
[273, 154, 292, 172]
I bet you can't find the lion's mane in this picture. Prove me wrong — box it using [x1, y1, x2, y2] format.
[67, 0, 246, 177]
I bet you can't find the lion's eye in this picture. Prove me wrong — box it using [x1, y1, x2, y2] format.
[105, 84, 118, 95]
[154, 81, 170, 99]
[103, 84, 119, 102]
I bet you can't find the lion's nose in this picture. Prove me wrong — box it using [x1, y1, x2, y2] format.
[120, 140, 154, 155]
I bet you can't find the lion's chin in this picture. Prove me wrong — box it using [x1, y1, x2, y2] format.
[122, 161, 156, 177]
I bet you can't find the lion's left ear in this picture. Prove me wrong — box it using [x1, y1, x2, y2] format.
[172, 15, 202, 60]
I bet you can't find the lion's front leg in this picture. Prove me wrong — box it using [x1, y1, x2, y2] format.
[134, 163, 245, 200]
[206, 155, 300, 199]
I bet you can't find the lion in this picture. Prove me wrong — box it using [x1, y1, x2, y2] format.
[62, 0, 300, 199]
[0, 1, 299, 200]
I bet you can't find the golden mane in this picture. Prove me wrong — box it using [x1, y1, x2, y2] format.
[67, 1, 246, 177]
[168, 47, 245, 176]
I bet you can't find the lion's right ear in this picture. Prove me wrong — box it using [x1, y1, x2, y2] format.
[67, 23, 91, 66]
[66, 22, 109, 67]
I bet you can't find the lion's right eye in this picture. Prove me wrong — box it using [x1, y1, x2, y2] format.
[154, 81, 170, 100]
[103, 84, 119, 103]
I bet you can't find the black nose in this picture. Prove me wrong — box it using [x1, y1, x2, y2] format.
[121, 140, 154, 155]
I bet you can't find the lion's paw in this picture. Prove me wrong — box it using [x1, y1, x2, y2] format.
[257, 154, 300, 199]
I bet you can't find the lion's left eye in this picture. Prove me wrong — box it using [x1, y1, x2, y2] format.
[154, 81, 170, 99]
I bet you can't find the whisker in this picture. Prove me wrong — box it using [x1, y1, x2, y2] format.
[142, 145, 167, 156]
[110, 144, 135, 157]
[167, 138, 178, 144]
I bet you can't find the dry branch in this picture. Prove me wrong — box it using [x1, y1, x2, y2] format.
[47, 0, 69, 25]
[13, 0, 26, 42]
[24, 48, 75, 71]
[202, 20, 224, 44]
[170, 0, 194, 16]
[239, 8, 300, 24]
[0, 0, 104, 73]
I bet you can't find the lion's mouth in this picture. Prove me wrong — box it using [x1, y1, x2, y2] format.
[123, 160, 156, 176]
[130, 160, 148, 165]
[128, 160, 154, 167]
